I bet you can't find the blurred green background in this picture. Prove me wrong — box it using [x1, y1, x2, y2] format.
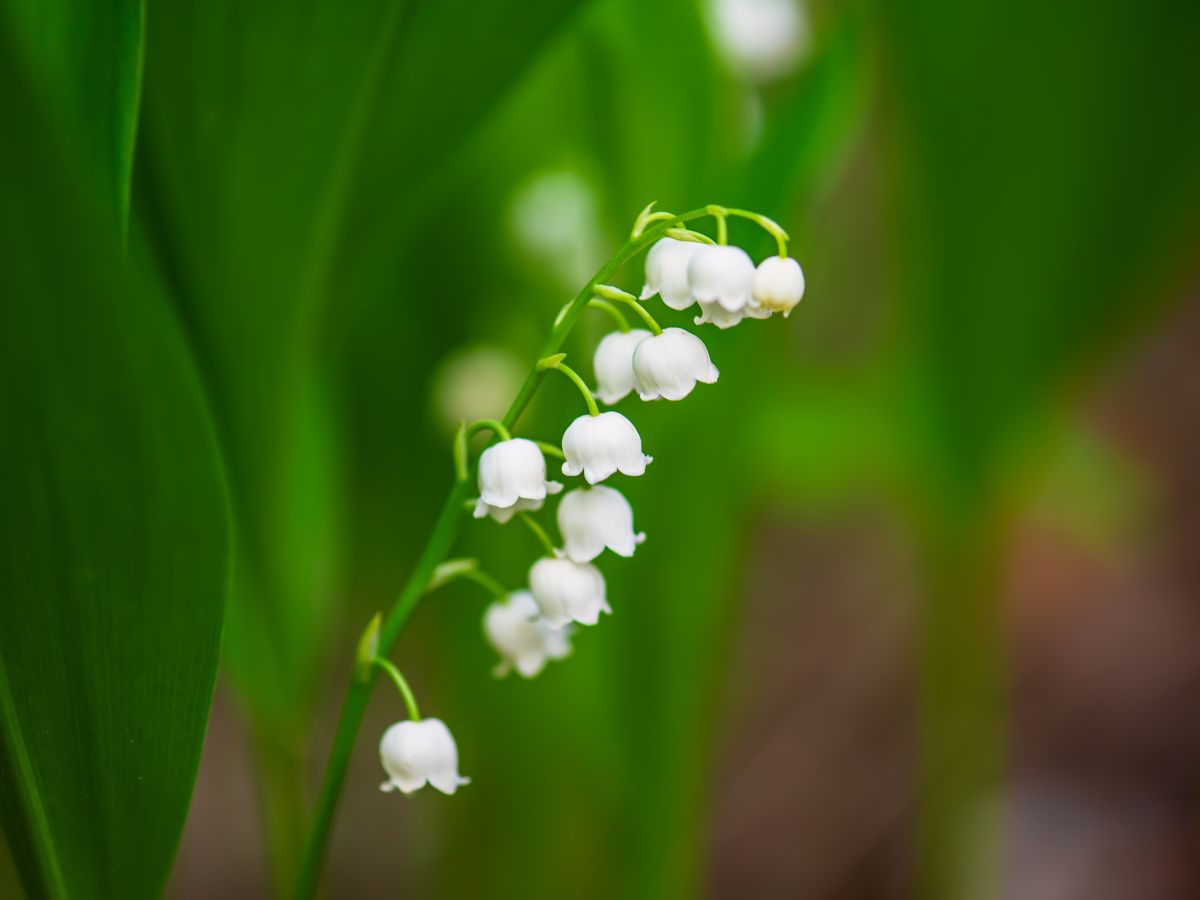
[2, 0, 1199, 897]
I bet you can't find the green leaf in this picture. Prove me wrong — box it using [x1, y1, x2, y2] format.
[0, 43, 229, 900]
[875, 1, 1200, 896]
[0, 0, 144, 227]
[134, 0, 589, 884]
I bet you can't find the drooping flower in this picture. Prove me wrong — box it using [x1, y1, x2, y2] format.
[379, 718, 470, 796]
[528, 557, 610, 628]
[687, 244, 756, 313]
[593, 329, 652, 405]
[484, 590, 572, 678]
[752, 255, 805, 315]
[557, 485, 646, 563]
[641, 238, 700, 310]
[474, 438, 562, 522]
[561, 411, 652, 484]
[632, 327, 720, 401]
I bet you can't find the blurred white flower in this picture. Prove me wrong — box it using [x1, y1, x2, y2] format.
[688, 244, 756, 313]
[561, 411, 652, 484]
[431, 345, 524, 436]
[379, 718, 470, 795]
[593, 329, 652, 405]
[641, 237, 701, 310]
[632, 327, 720, 401]
[510, 170, 607, 288]
[557, 485, 645, 563]
[474, 438, 562, 521]
[484, 590, 572, 678]
[705, 0, 811, 85]
[528, 557, 609, 628]
[752, 255, 805, 315]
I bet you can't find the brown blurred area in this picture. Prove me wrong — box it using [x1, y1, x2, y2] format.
[709, 289, 1200, 899]
[169, 293, 1200, 898]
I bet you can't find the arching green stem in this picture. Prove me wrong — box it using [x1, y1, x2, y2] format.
[372, 658, 420, 721]
[537, 355, 599, 416]
[424, 557, 510, 602]
[535, 441, 565, 460]
[588, 298, 631, 332]
[725, 207, 790, 257]
[519, 513, 558, 557]
[453, 418, 513, 481]
[666, 227, 717, 245]
[594, 285, 663, 335]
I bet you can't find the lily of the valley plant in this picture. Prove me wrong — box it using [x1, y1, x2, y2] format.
[293, 203, 805, 898]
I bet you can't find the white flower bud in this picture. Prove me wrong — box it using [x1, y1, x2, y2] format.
[592, 329, 652, 405]
[483, 591, 572, 678]
[561, 411, 652, 484]
[687, 244, 756, 312]
[379, 718, 470, 795]
[528, 557, 609, 628]
[557, 485, 645, 563]
[640, 238, 700, 310]
[632, 327, 720, 401]
[474, 438, 561, 521]
[752, 255, 805, 315]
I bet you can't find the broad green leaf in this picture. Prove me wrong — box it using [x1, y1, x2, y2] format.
[876, 1, 1200, 895]
[0, 0, 144, 226]
[135, 0, 590, 883]
[0, 43, 229, 900]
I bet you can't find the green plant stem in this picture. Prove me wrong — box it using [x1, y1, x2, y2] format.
[293, 207, 715, 900]
[535, 440, 565, 460]
[588, 298, 631, 332]
[539, 358, 599, 416]
[519, 513, 557, 556]
[594, 285, 662, 335]
[725, 207, 789, 256]
[453, 418, 512, 481]
[372, 658, 421, 721]
[457, 568, 510, 602]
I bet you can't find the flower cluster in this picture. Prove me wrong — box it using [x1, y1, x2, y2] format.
[374, 205, 803, 796]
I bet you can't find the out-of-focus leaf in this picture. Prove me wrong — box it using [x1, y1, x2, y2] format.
[0, 0, 143, 225]
[876, 1, 1200, 895]
[0, 44, 229, 900]
[135, 0, 590, 882]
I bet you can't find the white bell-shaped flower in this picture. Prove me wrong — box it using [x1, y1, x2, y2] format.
[557, 485, 646, 563]
[484, 590, 572, 678]
[640, 238, 700, 310]
[379, 718, 470, 796]
[687, 244, 756, 312]
[528, 557, 609, 628]
[593, 329, 652, 405]
[632, 327, 720, 401]
[752, 255, 805, 315]
[561, 411, 652, 484]
[474, 438, 561, 521]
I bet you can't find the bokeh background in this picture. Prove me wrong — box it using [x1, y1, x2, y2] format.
[2, 0, 1199, 897]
